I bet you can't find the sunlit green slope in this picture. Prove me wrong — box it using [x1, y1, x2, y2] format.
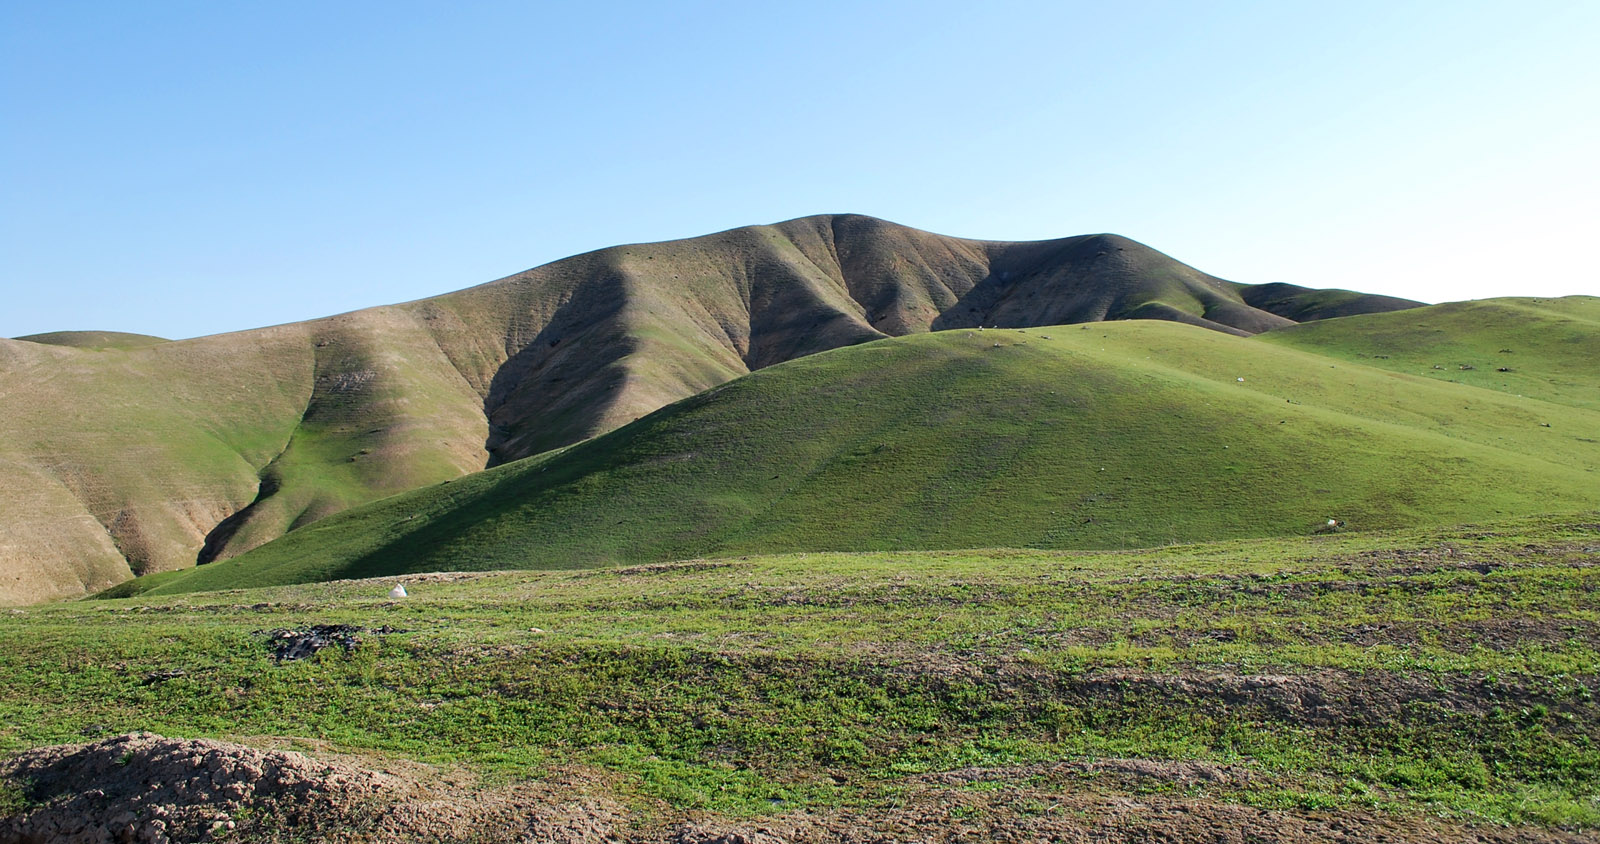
[151, 319, 1600, 594]
[1259, 296, 1600, 410]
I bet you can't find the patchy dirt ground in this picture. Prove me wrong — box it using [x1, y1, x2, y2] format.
[0, 733, 624, 844]
[2, 733, 1591, 844]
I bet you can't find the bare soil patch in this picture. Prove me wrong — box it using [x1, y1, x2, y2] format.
[0, 733, 623, 844]
[3, 733, 1590, 844]
[1015, 668, 1600, 728]
[676, 791, 1597, 844]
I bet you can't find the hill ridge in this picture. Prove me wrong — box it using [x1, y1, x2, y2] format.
[1, 215, 1423, 603]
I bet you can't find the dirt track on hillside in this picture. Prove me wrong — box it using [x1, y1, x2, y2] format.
[3, 733, 1591, 844]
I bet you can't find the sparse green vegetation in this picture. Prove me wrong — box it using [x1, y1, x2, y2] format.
[0, 779, 27, 816]
[3, 515, 1596, 829]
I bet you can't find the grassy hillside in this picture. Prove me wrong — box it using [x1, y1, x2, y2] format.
[6, 516, 1597, 839]
[14, 330, 170, 350]
[1, 216, 1416, 604]
[0, 318, 487, 605]
[148, 319, 1600, 594]
[1259, 296, 1600, 411]
[1238, 282, 1424, 323]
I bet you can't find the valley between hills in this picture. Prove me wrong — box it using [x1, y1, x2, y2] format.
[1, 215, 1597, 843]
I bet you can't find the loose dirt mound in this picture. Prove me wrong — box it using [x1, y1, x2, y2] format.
[0, 732, 398, 843]
[0, 733, 623, 844]
[2, 734, 1588, 844]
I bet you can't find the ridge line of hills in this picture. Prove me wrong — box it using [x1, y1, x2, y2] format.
[0, 213, 1461, 604]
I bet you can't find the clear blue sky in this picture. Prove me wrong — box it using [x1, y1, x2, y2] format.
[4, 0, 1597, 340]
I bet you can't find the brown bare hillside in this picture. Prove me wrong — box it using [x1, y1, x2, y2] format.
[0, 215, 1417, 603]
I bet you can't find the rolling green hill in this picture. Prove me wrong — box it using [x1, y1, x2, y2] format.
[147, 318, 1600, 595]
[2, 216, 1415, 604]
[14, 330, 171, 350]
[1259, 296, 1600, 410]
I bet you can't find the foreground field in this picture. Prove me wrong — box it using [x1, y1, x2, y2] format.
[2, 515, 1597, 841]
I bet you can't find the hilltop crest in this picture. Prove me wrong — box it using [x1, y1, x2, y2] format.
[0, 215, 1422, 603]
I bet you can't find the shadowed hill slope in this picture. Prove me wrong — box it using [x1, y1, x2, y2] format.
[0, 215, 1419, 604]
[1238, 282, 1426, 323]
[148, 319, 1600, 595]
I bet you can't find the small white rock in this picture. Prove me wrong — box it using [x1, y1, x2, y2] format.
[388, 584, 408, 599]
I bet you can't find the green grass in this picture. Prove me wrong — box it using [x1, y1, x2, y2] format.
[12, 330, 171, 350]
[1260, 296, 1600, 410]
[0, 778, 26, 816]
[149, 317, 1600, 593]
[7, 515, 1598, 827]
